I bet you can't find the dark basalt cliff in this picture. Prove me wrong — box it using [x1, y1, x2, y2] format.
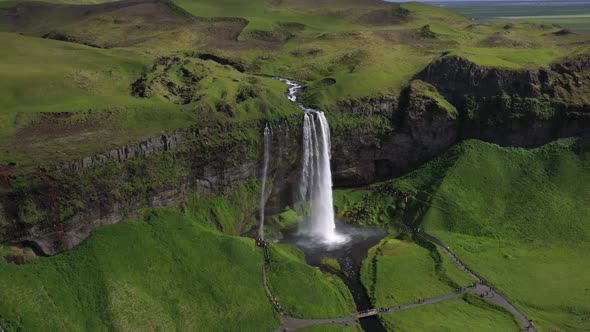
[0, 118, 302, 255]
[421, 54, 590, 146]
[331, 54, 590, 186]
[2, 54, 589, 254]
[330, 83, 459, 187]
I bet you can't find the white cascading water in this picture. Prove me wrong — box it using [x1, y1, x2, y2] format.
[279, 78, 346, 244]
[259, 123, 272, 240]
[300, 112, 346, 244]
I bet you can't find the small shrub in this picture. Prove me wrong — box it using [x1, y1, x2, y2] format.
[420, 25, 437, 39]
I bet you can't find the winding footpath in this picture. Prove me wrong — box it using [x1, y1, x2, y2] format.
[417, 231, 535, 330]
[268, 78, 534, 331]
[266, 232, 536, 332]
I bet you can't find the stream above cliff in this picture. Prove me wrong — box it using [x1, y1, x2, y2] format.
[273, 76, 387, 331]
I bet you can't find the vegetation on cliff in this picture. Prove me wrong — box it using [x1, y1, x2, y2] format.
[0, 32, 299, 171]
[0, 192, 356, 331]
[335, 138, 590, 331]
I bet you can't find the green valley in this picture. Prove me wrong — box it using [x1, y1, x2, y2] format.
[0, 0, 589, 331]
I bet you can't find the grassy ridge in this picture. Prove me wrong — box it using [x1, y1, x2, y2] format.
[352, 139, 590, 331]
[0, 209, 279, 331]
[334, 139, 590, 331]
[360, 237, 475, 308]
[0, 205, 356, 331]
[268, 244, 356, 318]
[0, 32, 298, 169]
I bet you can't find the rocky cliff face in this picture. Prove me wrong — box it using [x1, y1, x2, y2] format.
[0, 117, 301, 255]
[330, 54, 590, 186]
[2, 54, 590, 254]
[420, 54, 590, 147]
[422, 54, 590, 102]
[331, 81, 459, 186]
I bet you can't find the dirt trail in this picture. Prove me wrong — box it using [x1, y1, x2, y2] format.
[418, 231, 535, 330]
[268, 232, 536, 331]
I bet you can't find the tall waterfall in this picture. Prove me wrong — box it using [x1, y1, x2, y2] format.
[259, 123, 272, 240]
[299, 112, 346, 244]
[276, 78, 346, 244]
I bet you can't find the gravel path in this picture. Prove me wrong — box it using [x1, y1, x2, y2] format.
[418, 231, 535, 331]
[269, 232, 536, 332]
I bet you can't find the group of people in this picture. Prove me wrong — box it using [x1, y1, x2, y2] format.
[256, 238, 270, 262]
[479, 289, 494, 298]
[256, 238, 268, 248]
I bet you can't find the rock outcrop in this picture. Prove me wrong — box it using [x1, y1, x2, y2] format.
[0, 117, 301, 255]
[331, 81, 459, 186]
[420, 54, 590, 147]
[331, 54, 590, 186]
[2, 54, 590, 254]
[421, 54, 590, 102]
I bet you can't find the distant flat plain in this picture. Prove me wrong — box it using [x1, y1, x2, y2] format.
[427, 1, 590, 33]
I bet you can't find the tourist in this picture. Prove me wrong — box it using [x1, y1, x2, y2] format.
[527, 320, 535, 330]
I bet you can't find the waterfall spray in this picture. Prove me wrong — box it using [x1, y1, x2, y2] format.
[299, 111, 346, 244]
[277, 78, 346, 245]
[259, 123, 272, 240]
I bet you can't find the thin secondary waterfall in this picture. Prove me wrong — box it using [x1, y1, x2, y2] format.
[278, 78, 346, 244]
[259, 123, 272, 240]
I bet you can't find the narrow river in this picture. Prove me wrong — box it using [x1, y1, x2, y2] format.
[276, 77, 388, 332]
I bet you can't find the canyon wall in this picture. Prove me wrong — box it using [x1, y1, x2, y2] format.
[2, 53, 589, 254]
[331, 53, 590, 186]
[0, 117, 302, 255]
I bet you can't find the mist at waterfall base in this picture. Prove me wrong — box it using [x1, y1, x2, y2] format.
[297, 111, 349, 245]
[276, 77, 348, 245]
[282, 222, 387, 332]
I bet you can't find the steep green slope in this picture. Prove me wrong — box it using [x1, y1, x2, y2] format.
[0, 207, 355, 331]
[361, 237, 475, 308]
[336, 138, 590, 331]
[417, 139, 590, 331]
[268, 244, 356, 318]
[0, 32, 298, 170]
[0, 210, 277, 331]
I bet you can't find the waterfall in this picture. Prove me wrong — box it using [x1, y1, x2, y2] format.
[299, 111, 346, 244]
[259, 123, 272, 240]
[276, 77, 346, 244]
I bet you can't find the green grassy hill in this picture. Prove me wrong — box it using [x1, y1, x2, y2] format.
[0, 32, 298, 170]
[0, 206, 355, 331]
[361, 237, 475, 308]
[336, 138, 590, 331]
[414, 139, 590, 331]
[0, 0, 587, 171]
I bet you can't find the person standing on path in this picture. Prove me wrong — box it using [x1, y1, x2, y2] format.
[527, 320, 535, 331]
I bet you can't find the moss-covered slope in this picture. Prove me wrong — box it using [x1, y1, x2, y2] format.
[335, 138, 590, 331]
